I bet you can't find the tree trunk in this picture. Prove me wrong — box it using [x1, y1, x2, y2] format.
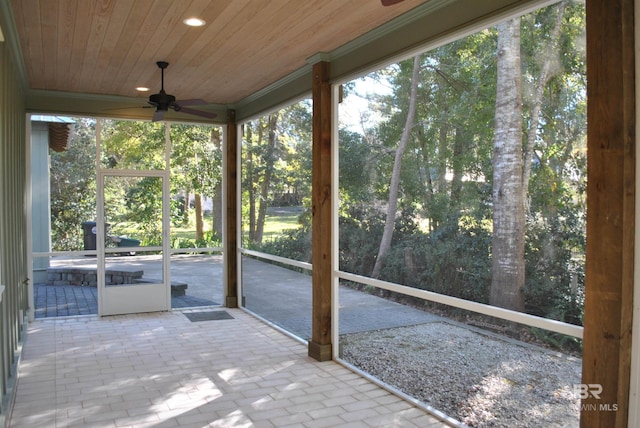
[245, 125, 257, 241]
[448, 126, 464, 226]
[489, 19, 526, 311]
[210, 127, 223, 240]
[522, 1, 567, 196]
[255, 114, 279, 243]
[194, 193, 204, 240]
[437, 119, 448, 193]
[371, 55, 421, 278]
[417, 132, 435, 232]
[183, 191, 190, 224]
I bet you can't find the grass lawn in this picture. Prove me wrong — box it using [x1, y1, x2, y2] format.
[109, 206, 304, 243]
[173, 206, 303, 241]
[259, 207, 303, 240]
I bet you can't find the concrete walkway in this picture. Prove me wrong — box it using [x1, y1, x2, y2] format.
[35, 254, 441, 339]
[241, 257, 440, 340]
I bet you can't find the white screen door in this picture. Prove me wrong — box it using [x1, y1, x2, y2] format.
[96, 171, 170, 316]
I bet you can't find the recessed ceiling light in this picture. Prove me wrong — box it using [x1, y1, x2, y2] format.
[183, 17, 206, 27]
[136, 87, 150, 92]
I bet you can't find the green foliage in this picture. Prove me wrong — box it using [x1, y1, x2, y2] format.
[338, 129, 376, 207]
[170, 124, 222, 197]
[170, 197, 188, 226]
[124, 177, 163, 235]
[524, 174, 585, 325]
[100, 120, 166, 169]
[529, 327, 583, 355]
[250, 226, 312, 264]
[331, 1, 586, 337]
[171, 231, 222, 251]
[50, 119, 97, 250]
[339, 207, 385, 275]
[396, 227, 489, 300]
[242, 101, 312, 244]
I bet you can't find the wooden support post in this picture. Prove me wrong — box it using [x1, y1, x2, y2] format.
[308, 61, 333, 361]
[582, 0, 635, 426]
[225, 109, 239, 308]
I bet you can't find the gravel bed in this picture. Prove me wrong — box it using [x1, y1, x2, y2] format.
[340, 321, 581, 427]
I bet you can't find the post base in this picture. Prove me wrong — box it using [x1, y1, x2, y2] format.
[308, 341, 332, 361]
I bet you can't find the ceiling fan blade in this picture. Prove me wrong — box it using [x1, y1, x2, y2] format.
[176, 106, 217, 120]
[381, 0, 404, 5]
[176, 99, 207, 106]
[152, 110, 166, 122]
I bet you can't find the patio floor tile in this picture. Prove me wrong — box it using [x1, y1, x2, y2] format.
[9, 309, 451, 427]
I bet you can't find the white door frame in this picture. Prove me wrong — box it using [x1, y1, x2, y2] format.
[94, 119, 172, 316]
[96, 169, 171, 316]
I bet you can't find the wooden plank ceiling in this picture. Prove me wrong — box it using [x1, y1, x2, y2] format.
[10, 0, 429, 108]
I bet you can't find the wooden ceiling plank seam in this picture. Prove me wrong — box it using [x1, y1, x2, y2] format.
[178, 0, 291, 99]
[111, 0, 224, 111]
[39, 0, 59, 88]
[116, 0, 210, 99]
[66, 0, 94, 92]
[179, 0, 293, 100]
[289, 0, 423, 54]
[96, 1, 134, 93]
[8, 0, 418, 102]
[146, 0, 216, 97]
[77, 0, 117, 94]
[178, 0, 259, 70]
[164, 3, 227, 61]
[99, 0, 155, 95]
[110, 0, 177, 96]
[155, 0, 233, 73]
[14, 0, 43, 88]
[134, 1, 196, 69]
[56, 0, 78, 91]
[182, 0, 340, 102]
[209, 0, 420, 102]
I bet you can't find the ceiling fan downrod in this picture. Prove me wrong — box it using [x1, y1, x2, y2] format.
[156, 61, 169, 93]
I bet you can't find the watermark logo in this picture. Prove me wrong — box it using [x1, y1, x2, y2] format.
[573, 384, 602, 400]
[572, 384, 618, 412]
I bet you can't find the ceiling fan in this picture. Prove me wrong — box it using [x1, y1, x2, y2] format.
[381, 0, 404, 5]
[146, 61, 217, 122]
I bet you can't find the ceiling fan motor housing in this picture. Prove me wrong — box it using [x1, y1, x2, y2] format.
[148, 91, 176, 111]
[145, 60, 215, 120]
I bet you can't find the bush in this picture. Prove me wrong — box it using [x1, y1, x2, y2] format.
[524, 220, 585, 326]
[339, 208, 385, 275]
[250, 226, 312, 264]
[379, 225, 492, 302]
[250, 205, 584, 331]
